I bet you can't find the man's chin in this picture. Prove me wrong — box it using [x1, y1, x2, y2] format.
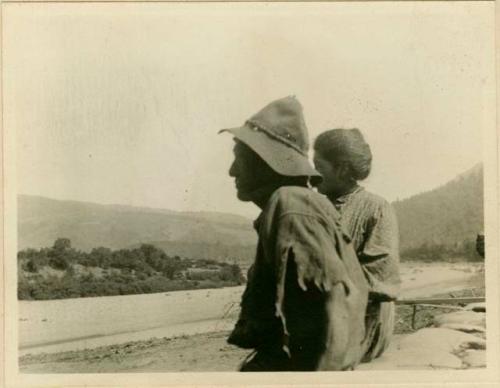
[236, 190, 253, 202]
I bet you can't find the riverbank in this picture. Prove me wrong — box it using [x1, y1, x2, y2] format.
[19, 262, 485, 372]
[19, 286, 243, 356]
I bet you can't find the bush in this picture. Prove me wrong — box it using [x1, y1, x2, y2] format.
[22, 259, 39, 273]
[49, 256, 69, 270]
[18, 280, 33, 300]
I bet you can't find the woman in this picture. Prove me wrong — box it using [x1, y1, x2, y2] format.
[313, 128, 401, 362]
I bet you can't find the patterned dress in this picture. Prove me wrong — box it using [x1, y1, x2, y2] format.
[329, 186, 401, 361]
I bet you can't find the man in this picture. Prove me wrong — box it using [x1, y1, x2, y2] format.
[220, 96, 369, 371]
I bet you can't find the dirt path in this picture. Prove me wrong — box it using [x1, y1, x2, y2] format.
[20, 331, 250, 373]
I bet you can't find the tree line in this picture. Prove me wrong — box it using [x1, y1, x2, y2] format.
[400, 239, 483, 262]
[18, 238, 245, 300]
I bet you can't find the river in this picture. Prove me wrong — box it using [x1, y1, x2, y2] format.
[19, 262, 482, 356]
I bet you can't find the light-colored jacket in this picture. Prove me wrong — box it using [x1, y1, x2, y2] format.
[228, 186, 369, 371]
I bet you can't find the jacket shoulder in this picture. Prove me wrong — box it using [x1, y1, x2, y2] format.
[269, 186, 338, 219]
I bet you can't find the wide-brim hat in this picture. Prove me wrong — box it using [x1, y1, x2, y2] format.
[220, 96, 322, 185]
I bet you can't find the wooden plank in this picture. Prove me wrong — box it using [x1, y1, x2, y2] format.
[396, 297, 485, 305]
[413, 303, 465, 310]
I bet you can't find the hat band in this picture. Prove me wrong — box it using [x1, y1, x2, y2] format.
[246, 119, 307, 157]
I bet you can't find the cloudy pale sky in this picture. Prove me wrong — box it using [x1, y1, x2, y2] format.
[4, 2, 495, 218]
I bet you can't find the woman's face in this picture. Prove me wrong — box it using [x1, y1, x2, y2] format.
[313, 151, 343, 195]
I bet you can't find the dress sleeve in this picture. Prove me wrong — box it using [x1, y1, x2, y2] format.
[359, 201, 401, 301]
[272, 212, 369, 370]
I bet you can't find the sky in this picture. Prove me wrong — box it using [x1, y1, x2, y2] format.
[4, 2, 495, 219]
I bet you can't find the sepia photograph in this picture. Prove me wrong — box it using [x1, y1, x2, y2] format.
[1, 1, 498, 386]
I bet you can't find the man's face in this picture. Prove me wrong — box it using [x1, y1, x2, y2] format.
[313, 151, 342, 195]
[229, 141, 275, 201]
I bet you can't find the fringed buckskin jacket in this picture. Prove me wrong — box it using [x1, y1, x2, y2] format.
[228, 186, 369, 371]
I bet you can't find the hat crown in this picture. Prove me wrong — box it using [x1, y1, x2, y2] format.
[247, 96, 309, 154]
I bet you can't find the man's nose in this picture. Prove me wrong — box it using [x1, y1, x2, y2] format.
[229, 160, 238, 177]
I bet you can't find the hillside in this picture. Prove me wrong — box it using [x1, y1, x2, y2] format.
[393, 163, 483, 255]
[18, 195, 256, 264]
[18, 163, 484, 264]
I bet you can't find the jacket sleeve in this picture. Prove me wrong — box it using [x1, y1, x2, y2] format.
[227, 255, 283, 350]
[272, 213, 369, 370]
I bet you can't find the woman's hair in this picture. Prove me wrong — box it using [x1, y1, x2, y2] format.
[314, 128, 372, 181]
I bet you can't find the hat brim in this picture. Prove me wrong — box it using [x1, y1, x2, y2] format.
[220, 125, 322, 185]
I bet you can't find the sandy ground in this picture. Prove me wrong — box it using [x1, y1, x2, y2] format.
[19, 285, 244, 354]
[20, 326, 482, 373]
[19, 262, 485, 373]
[20, 331, 250, 373]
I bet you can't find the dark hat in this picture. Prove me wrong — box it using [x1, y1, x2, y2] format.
[220, 96, 322, 184]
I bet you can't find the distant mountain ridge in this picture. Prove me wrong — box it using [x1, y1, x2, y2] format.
[18, 195, 257, 264]
[18, 163, 483, 263]
[393, 163, 483, 252]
